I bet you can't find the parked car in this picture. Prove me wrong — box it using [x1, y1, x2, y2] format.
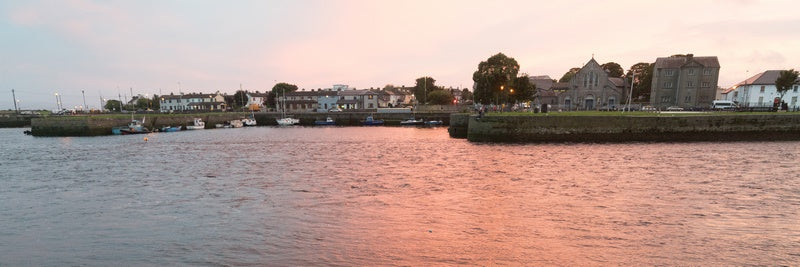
[711, 100, 738, 111]
[328, 107, 343, 112]
[666, 106, 684, 111]
[642, 105, 656, 111]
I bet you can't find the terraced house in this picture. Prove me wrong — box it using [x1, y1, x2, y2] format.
[650, 54, 720, 109]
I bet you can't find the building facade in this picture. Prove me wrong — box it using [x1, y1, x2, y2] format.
[650, 54, 720, 109]
[558, 58, 626, 110]
[160, 92, 226, 112]
[727, 70, 800, 108]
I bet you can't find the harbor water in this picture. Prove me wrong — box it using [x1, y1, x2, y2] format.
[1, 127, 798, 265]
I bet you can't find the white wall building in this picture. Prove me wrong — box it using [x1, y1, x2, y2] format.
[728, 70, 800, 109]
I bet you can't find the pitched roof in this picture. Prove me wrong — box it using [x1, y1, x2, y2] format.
[608, 77, 626, 87]
[653, 54, 720, 69]
[529, 75, 554, 90]
[338, 89, 378, 96]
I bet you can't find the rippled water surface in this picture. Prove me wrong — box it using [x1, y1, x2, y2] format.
[1, 127, 799, 266]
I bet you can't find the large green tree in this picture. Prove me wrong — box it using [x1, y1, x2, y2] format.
[472, 53, 520, 104]
[601, 62, 624, 78]
[775, 69, 799, 104]
[625, 62, 654, 102]
[558, 67, 581, 83]
[510, 74, 537, 103]
[105, 99, 121, 111]
[135, 97, 153, 110]
[414, 76, 437, 104]
[460, 88, 473, 102]
[232, 90, 248, 110]
[271, 82, 298, 95]
[426, 89, 453, 105]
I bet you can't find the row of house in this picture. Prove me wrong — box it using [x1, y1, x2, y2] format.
[154, 85, 418, 113]
[531, 54, 723, 110]
[276, 85, 415, 112]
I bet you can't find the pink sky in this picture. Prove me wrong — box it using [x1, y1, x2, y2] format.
[2, 0, 799, 109]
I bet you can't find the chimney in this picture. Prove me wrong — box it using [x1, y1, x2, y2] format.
[687, 53, 694, 60]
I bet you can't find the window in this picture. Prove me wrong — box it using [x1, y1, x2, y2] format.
[685, 95, 691, 103]
[666, 69, 674, 76]
[792, 96, 797, 107]
[368, 103, 374, 108]
[661, 96, 670, 103]
[794, 85, 798, 92]
[687, 81, 695, 87]
[688, 69, 695, 75]
[758, 96, 764, 106]
[703, 69, 711, 75]
[760, 86, 765, 93]
[701, 82, 710, 88]
[663, 81, 673, 88]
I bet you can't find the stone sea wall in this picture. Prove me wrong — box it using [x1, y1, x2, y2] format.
[449, 113, 800, 142]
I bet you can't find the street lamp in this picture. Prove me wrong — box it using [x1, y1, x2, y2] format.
[54, 93, 60, 110]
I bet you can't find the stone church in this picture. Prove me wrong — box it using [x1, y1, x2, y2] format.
[558, 58, 626, 110]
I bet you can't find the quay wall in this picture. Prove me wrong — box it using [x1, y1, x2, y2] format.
[30, 112, 451, 136]
[451, 114, 800, 142]
[0, 114, 39, 128]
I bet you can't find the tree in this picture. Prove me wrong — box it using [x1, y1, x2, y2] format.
[150, 95, 160, 110]
[558, 67, 581, 83]
[426, 89, 453, 105]
[232, 90, 248, 110]
[414, 76, 437, 104]
[135, 97, 151, 110]
[270, 82, 298, 95]
[460, 88, 473, 102]
[510, 74, 537, 103]
[472, 53, 520, 104]
[601, 62, 624, 78]
[626, 62, 654, 102]
[105, 100, 121, 111]
[776, 69, 799, 105]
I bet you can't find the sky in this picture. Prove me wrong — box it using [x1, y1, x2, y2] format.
[2, 0, 799, 110]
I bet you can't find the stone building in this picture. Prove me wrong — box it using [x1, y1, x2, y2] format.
[649, 54, 720, 109]
[558, 58, 626, 110]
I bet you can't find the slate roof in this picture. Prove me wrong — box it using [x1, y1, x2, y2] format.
[608, 77, 626, 87]
[732, 70, 786, 86]
[653, 55, 720, 69]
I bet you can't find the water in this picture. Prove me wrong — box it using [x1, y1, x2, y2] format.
[1, 127, 799, 266]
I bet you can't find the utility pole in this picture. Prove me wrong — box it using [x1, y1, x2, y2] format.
[82, 90, 87, 112]
[12, 89, 18, 114]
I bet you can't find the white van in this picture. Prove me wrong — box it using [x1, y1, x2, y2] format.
[711, 100, 738, 110]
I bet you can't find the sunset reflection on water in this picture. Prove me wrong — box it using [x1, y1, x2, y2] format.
[1, 127, 798, 266]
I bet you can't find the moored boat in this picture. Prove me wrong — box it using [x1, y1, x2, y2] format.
[314, 117, 335, 125]
[112, 116, 150, 135]
[186, 118, 206, 130]
[276, 117, 300, 126]
[363, 115, 384, 126]
[160, 126, 182, 132]
[424, 120, 443, 126]
[400, 117, 423, 125]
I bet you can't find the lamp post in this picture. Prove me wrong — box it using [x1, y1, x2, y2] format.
[55, 93, 60, 110]
[82, 90, 87, 112]
[12, 89, 18, 114]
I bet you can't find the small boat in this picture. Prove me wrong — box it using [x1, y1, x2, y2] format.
[276, 117, 300, 126]
[242, 116, 257, 126]
[424, 120, 444, 126]
[112, 116, 151, 135]
[363, 115, 384, 126]
[160, 126, 182, 132]
[400, 117, 423, 125]
[314, 117, 335, 125]
[186, 118, 206, 130]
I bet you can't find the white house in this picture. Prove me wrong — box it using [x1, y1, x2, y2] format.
[246, 92, 269, 111]
[160, 92, 226, 112]
[727, 70, 800, 109]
